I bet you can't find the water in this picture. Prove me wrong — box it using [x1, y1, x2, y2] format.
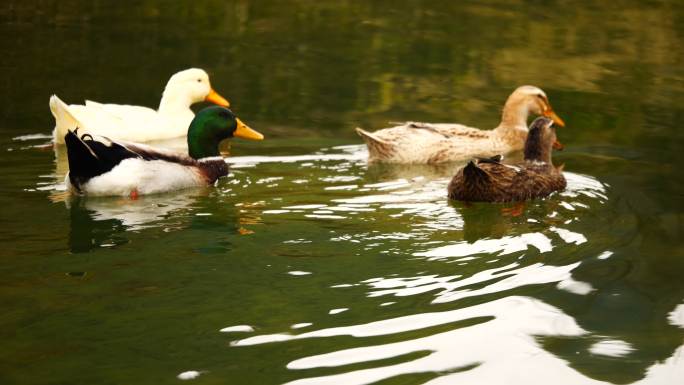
[1, 1, 684, 384]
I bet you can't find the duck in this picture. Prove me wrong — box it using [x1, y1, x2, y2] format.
[50, 68, 231, 144]
[64, 106, 264, 197]
[447, 116, 566, 203]
[356, 85, 565, 164]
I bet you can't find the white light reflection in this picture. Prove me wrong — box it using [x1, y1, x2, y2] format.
[305, 214, 346, 220]
[669, 304, 684, 328]
[233, 296, 604, 385]
[228, 148, 366, 169]
[556, 277, 594, 295]
[415, 233, 553, 260]
[292, 323, 313, 329]
[288, 271, 312, 276]
[561, 172, 608, 201]
[12, 133, 53, 141]
[229, 300, 684, 385]
[219, 325, 255, 333]
[363, 262, 593, 304]
[597, 251, 614, 260]
[589, 339, 634, 357]
[177, 370, 204, 380]
[550, 227, 588, 245]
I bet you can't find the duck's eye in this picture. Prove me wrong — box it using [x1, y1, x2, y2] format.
[197, 79, 202, 83]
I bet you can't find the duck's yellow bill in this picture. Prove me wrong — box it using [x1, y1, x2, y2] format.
[205, 88, 230, 107]
[543, 109, 565, 127]
[235, 118, 264, 141]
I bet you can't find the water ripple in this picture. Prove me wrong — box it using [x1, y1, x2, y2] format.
[233, 297, 594, 385]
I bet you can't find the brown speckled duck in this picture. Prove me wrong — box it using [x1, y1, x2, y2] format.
[356, 86, 565, 164]
[447, 117, 566, 202]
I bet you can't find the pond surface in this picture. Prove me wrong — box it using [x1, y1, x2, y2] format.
[2, 1, 684, 384]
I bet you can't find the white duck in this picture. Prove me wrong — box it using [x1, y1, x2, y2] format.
[50, 68, 230, 144]
[356, 85, 565, 164]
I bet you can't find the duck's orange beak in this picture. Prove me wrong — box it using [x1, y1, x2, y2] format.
[205, 88, 230, 107]
[552, 139, 564, 151]
[543, 109, 565, 127]
[234, 118, 264, 141]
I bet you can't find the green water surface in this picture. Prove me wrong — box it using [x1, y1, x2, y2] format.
[1, 1, 684, 384]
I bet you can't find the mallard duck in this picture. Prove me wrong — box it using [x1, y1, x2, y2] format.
[64, 106, 263, 197]
[51, 68, 231, 144]
[356, 85, 565, 164]
[448, 116, 566, 202]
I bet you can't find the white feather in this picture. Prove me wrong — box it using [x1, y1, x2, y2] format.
[67, 158, 206, 196]
[50, 68, 218, 144]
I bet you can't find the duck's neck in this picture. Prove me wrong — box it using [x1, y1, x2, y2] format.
[523, 131, 552, 164]
[158, 88, 195, 116]
[500, 96, 532, 127]
[187, 124, 224, 160]
[495, 98, 531, 146]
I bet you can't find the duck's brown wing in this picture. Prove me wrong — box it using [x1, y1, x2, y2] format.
[448, 161, 518, 202]
[510, 166, 567, 201]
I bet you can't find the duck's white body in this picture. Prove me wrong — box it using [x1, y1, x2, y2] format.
[356, 86, 565, 164]
[50, 68, 229, 144]
[66, 157, 214, 197]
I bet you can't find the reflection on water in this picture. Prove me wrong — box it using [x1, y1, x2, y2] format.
[220, 147, 677, 384]
[233, 297, 592, 385]
[67, 199, 130, 253]
[58, 183, 254, 252]
[231, 297, 684, 385]
[364, 261, 594, 303]
[63, 190, 208, 252]
[66, 190, 208, 230]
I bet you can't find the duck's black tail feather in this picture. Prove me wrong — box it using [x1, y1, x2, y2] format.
[65, 129, 139, 189]
[463, 160, 490, 184]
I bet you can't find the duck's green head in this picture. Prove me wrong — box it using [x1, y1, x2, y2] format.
[187, 106, 264, 159]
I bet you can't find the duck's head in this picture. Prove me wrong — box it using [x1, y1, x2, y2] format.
[188, 106, 264, 159]
[524, 116, 563, 163]
[502, 85, 565, 128]
[161, 68, 230, 109]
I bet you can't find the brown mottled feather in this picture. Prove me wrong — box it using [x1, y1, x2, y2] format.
[448, 161, 566, 202]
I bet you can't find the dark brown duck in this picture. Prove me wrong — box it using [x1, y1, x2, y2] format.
[447, 116, 566, 203]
